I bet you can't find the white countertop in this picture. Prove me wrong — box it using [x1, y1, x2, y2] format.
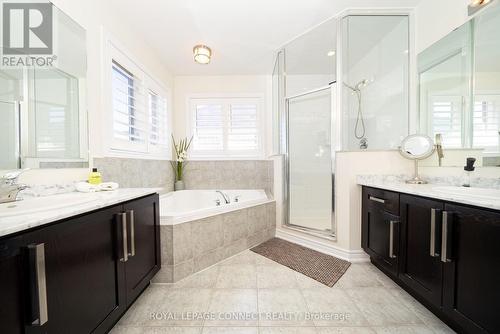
[0, 188, 161, 238]
[357, 175, 500, 211]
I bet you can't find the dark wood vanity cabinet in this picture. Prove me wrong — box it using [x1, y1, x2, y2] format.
[399, 195, 444, 307]
[441, 204, 500, 334]
[361, 187, 400, 277]
[0, 193, 160, 334]
[362, 186, 500, 334]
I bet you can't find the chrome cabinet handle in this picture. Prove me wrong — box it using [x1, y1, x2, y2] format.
[389, 220, 398, 259]
[369, 196, 385, 204]
[119, 213, 128, 262]
[128, 210, 135, 257]
[441, 211, 453, 263]
[27, 243, 48, 326]
[430, 208, 441, 257]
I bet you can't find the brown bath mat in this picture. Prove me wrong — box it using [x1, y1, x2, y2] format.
[251, 238, 351, 287]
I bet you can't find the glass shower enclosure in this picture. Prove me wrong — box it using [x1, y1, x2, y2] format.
[273, 12, 410, 238]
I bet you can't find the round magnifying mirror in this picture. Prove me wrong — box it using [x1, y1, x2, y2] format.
[399, 134, 435, 184]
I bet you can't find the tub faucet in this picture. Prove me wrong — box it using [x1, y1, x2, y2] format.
[216, 190, 230, 204]
[0, 169, 30, 204]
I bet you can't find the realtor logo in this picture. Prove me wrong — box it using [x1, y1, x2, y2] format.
[2, 2, 53, 55]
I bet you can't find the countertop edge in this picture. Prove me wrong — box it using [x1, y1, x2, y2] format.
[357, 178, 500, 211]
[0, 188, 162, 239]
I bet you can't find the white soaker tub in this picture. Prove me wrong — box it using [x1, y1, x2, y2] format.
[160, 189, 272, 225]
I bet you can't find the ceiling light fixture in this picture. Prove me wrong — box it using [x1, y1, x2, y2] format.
[193, 45, 212, 64]
[327, 50, 336, 57]
[468, 0, 491, 15]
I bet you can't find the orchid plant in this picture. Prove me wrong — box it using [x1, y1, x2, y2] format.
[170, 135, 193, 182]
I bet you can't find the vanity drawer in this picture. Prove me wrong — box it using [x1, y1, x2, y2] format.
[363, 187, 400, 216]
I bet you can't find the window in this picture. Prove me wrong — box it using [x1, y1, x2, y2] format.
[473, 95, 500, 153]
[108, 42, 170, 157]
[189, 97, 262, 158]
[429, 95, 463, 148]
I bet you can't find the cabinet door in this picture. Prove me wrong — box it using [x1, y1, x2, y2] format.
[442, 204, 500, 334]
[25, 205, 127, 334]
[0, 234, 28, 334]
[362, 187, 400, 276]
[399, 195, 444, 307]
[122, 194, 161, 305]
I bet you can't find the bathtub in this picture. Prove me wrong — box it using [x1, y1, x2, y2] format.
[160, 189, 272, 225]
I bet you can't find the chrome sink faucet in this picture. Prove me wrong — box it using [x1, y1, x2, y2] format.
[216, 190, 230, 204]
[0, 169, 30, 204]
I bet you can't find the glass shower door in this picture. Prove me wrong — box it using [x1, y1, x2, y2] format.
[287, 87, 333, 234]
[0, 100, 20, 169]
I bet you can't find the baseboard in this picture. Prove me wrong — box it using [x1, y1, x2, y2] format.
[276, 228, 370, 263]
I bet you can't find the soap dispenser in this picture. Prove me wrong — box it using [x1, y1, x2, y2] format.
[88, 168, 102, 185]
[461, 157, 476, 187]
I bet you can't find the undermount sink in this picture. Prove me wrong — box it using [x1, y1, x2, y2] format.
[432, 186, 500, 200]
[0, 193, 99, 218]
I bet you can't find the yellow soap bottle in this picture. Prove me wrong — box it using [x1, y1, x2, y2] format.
[88, 168, 102, 185]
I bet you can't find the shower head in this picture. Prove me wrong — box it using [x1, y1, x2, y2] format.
[344, 78, 373, 92]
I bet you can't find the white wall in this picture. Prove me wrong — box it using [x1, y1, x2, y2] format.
[11, 0, 174, 183]
[415, 0, 470, 53]
[173, 75, 273, 157]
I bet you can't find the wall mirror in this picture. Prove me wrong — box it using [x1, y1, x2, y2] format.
[418, 1, 500, 167]
[0, 2, 87, 170]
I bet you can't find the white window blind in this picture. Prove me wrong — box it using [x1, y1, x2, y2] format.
[149, 90, 168, 149]
[112, 61, 147, 148]
[429, 96, 463, 148]
[190, 97, 262, 157]
[108, 44, 170, 157]
[473, 95, 500, 153]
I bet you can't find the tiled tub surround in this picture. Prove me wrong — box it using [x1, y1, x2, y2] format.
[183, 160, 274, 194]
[154, 201, 276, 283]
[93, 158, 274, 194]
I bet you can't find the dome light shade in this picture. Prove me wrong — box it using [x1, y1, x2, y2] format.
[193, 45, 212, 64]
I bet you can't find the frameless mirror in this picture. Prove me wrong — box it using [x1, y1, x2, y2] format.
[418, 1, 500, 167]
[0, 1, 87, 170]
[399, 134, 435, 184]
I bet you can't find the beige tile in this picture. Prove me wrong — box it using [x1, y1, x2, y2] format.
[220, 250, 258, 265]
[152, 265, 174, 283]
[205, 289, 258, 326]
[335, 264, 383, 289]
[387, 288, 449, 328]
[117, 285, 170, 326]
[256, 265, 298, 288]
[194, 248, 225, 272]
[160, 226, 174, 265]
[361, 264, 399, 289]
[111, 327, 202, 334]
[266, 203, 276, 230]
[259, 328, 316, 334]
[202, 327, 258, 334]
[169, 265, 220, 289]
[301, 288, 368, 327]
[215, 264, 257, 288]
[192, 216, 224, 256]
[147, 288, 213, 326]
[316, 328, 376, 334]
[223, 210, 249, 244]
[173, 260, 195, 282]
[247, 205, 268, 235]
[224, 238, 250, 259]
[373, 325, 434, 333]
[173, 223, 193, 263]
[346, 287, 422, 326]
[295, 272, 330, 289]
[258, 288, 313, 326]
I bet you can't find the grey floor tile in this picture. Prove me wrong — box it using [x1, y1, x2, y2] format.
[256, 265, 298, 288]
[220, 250, 258, 266]
[205, 289, 258, 326]
[202, 327, 258, 334]
[215, 264, 257, 288]
[345, 287, 422, 326]
[258, 288, 313, 326]
[301, 288, 368, 327]
[335, 264, 383, 289]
